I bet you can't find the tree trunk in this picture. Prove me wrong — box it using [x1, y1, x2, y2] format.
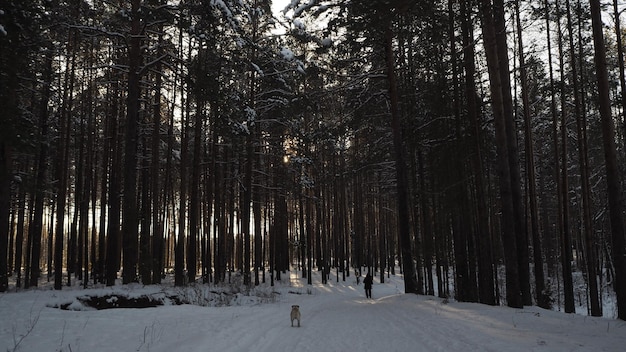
[253, 136, 263, 286]
[82, 80, 95, 288]
[417, 151, 434, 295]
[384, 16, 419, 295]
[613, 0, 626, 152]
[73, 113, 84, 283]
[479, 0, 522, 308]
[175, 24, 190, 287]
[541, 0, 561, 282]
[188, 98, 202, 285]
[515, 0, 549, 310]
[589, 0, 626, 320]
[139, 128, 152, 284]
[176, 106, 188, 286]
[106, 75, 123, 287]
[14, 173, 26, 289]
[28, 48, 53, 288]
[577, 0, 600, 316]
[565, 0, 600, 316]
[493, 0, 531, 306]
[461, 0, 495, 306]
[98, 84, 110, 284]
[555, 1, 575, 313]
[0, 143, 10, 292]
[55, 28, 77, 290]
[121, 0, 143, 284]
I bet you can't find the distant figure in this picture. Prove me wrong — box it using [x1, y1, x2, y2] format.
[290, 305, 301, 327]
[364, 271, 373, 299]
[356, 269, 360, 285]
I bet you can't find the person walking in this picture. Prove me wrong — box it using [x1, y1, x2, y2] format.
[364, 271, 373, 299]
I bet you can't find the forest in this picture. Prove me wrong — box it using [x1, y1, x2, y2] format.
[1, 0, 625, 321]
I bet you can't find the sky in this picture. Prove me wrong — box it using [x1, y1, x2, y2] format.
[1, 270, 625, 352]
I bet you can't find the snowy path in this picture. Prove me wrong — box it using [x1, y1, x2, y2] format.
[1, 271, 625, 351]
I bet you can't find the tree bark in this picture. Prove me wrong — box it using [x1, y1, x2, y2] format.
[589, 0, 626, 320]
[555, 1, 575, 313]
[106, 75, 123, 287]
[0, 143, 10, 292]
[28, 48, 53, 288]
[384, 17, 419, 294]
[122, 0, 143, 284]
[565, 0, 600, 316]
[479, 0, 523, 308]
[461, 0, 496, 306]
[613, 0, 626, 152]
[188, 98, 202, 285]
[55, 28, 77, 290]
[515, 0, 549, 310]
[576, 0, 600, 316]
[151, 31, 164, 284]
[493, 0, 531, 306]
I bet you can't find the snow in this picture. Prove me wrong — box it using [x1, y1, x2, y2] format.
[1, 270, 624, 352]
[297, 63, 306, 74]
[280, 47, 295, 60]
[293, 18, 305, 30]
[282, 0, 301, 15]
[211, 0, 233, 19]
[251, 62, 264, 76]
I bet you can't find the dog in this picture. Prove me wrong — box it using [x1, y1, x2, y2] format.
[290, 305, 301, 327]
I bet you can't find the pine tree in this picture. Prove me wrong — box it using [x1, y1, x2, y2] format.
[589, 0, 626, 321]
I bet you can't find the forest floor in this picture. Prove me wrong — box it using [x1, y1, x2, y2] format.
[1, 269, 625, 352]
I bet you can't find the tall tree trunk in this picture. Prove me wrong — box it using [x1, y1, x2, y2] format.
[384, 15, 419, 295]
[28, 48, 53, 288]
[613, 0, 626, 151]
[73, 93, 86, 283]
[461, 0, 495, 306]
[479, 0, 523, 308]
[106, 75, 123, 287]
[577, 0, 600, 316]
[214, 145, 225, 283]
[515, 0, 549, 310]
[0, 143, 10, 292]
[82, 81, 95, 288]
[121, 0, 143, 284]
[55, 28, 77, 290]
[176, 105, 188, 286]
[151, 31, 164, 284]
[175, 25, 190, 286]
[449, 0, 474, 302]
[78, 71, 96, 288]
[556, 1, 575, 313]
[188, 98, 202, 285]
[417, 151, 434, 296]
[589, 0, 626, 320]
[493, 0, 531, 306]
[306, 177, 314, 285]
[565, 0, 601, 316]
[543, 0, 563, 283]
[139, 128, 152, 284]
[253, 134, 262, 286]
[98, 86, 110, 284]
[14, 172, 26, 289]
[164, 87, 176, 276]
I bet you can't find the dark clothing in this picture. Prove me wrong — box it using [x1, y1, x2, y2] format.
[364, 273, 373, 298]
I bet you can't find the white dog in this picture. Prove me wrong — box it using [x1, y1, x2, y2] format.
[290, 305, 301, 327]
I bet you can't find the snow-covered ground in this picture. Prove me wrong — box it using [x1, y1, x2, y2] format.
[1, 270, 625, 352]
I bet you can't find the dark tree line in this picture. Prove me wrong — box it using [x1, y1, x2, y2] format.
[1, 0, 626, 320]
